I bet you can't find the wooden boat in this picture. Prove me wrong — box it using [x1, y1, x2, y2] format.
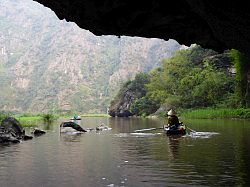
[164, 124, 186, 135]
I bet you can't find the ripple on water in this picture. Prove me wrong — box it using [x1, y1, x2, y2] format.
[114, 133, 162, 138]
[187, 131, 220, 139]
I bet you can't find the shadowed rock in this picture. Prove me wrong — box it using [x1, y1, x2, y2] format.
[1, 117, 25, 138]
[0, 117, 33, 143]
[31, 128, 46, 136]
[96, 124, 112, 131]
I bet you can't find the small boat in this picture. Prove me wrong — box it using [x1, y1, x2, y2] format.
[70, 115, 81, 120]
[164, 124, 186, 135]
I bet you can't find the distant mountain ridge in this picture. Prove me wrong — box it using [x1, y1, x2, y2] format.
[0, 0, 184, 113]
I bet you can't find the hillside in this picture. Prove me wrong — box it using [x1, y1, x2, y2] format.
[0, 0, 183, 113]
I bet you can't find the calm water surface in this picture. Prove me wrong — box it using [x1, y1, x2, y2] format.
[0, 117, 249, 187]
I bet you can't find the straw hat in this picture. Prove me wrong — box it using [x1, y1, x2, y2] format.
[167, 109, 176, 116]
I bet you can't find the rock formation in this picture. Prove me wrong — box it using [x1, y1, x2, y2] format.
[108, 90, 135, 117]
[31, 128, 46, 136]
[0, 117, 33, 143]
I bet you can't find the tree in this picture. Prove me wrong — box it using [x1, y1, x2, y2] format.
[230, 49, 250, 108]
[130, 96, 159, 116]
[147, 46, 236, 109]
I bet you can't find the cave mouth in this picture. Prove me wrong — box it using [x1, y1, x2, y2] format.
[1, 0, 249, 113]
[32, 1, 250, 110]
[33, 0, 250, 56]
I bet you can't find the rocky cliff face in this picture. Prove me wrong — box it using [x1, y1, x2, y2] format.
[0, 0, 183, 113]
[108, 90, 135, 117]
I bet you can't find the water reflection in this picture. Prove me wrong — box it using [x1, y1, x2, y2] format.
[109, 117, 163, 133]
[167, 135, 182, 159]
[43, 121, 54, 130]
[60, 133, 83, 142]
[0, 117, 249, 186]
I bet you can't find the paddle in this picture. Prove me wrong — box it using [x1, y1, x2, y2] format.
[134, 127, 163, 132]
[186, 126, 196, 133]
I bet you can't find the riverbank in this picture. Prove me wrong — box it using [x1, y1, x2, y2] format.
[180, 108, 250, 119]
[15, 113, 109, 127]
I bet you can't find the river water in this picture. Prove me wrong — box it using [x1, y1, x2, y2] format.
[0, 117, 249, 187]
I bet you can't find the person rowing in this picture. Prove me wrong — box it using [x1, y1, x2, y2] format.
[164, 109, 186, 135]
[165, 109, 181, 130]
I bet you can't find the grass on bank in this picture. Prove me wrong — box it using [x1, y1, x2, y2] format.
[181, 108, 250, 119]
[0, 112, 109, 128]
[16, 113, 108, 127]
[16, 116, 44, 127]
[14, 113, 58, 127]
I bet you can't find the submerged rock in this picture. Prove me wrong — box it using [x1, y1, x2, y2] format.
[60, 122, 87, 132]
[23, 135, 33, 140]
[96, 124, 112, 131]
[31, 128, 46, 136]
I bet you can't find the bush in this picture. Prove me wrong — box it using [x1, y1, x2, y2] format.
[42, 113, 58, 123]
[181, 108, 250, 119]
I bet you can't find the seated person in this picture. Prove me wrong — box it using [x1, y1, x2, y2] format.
[167, 109, 180, 129]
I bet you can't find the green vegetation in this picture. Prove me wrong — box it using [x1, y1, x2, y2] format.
[14, 113, 58, 127]
[0, 112, 41, 127]
[108, 73, 160, 117]
[42, 113, 58, 123]
[110, 46, 249, 119]
[230, 49, 250, 107]
[181, 108, 250, 119]
[18, 117, 41, 127]
[130, 96, 159, 117]
[146, 46, 235, 109]
[111, 73, 151, 106]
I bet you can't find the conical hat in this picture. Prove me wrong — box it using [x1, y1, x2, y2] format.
[168, 109, 176, 116]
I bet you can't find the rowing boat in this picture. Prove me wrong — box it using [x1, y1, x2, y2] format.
[164, 124, 186, 135]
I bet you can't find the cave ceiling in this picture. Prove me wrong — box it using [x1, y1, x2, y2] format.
[34, 0, 250, 56]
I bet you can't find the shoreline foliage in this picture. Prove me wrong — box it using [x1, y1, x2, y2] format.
[181, 108, 250, 119]
[110, 46, 249, 118]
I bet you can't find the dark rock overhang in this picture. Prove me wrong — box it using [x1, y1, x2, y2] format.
[34, 0, 250, 56]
